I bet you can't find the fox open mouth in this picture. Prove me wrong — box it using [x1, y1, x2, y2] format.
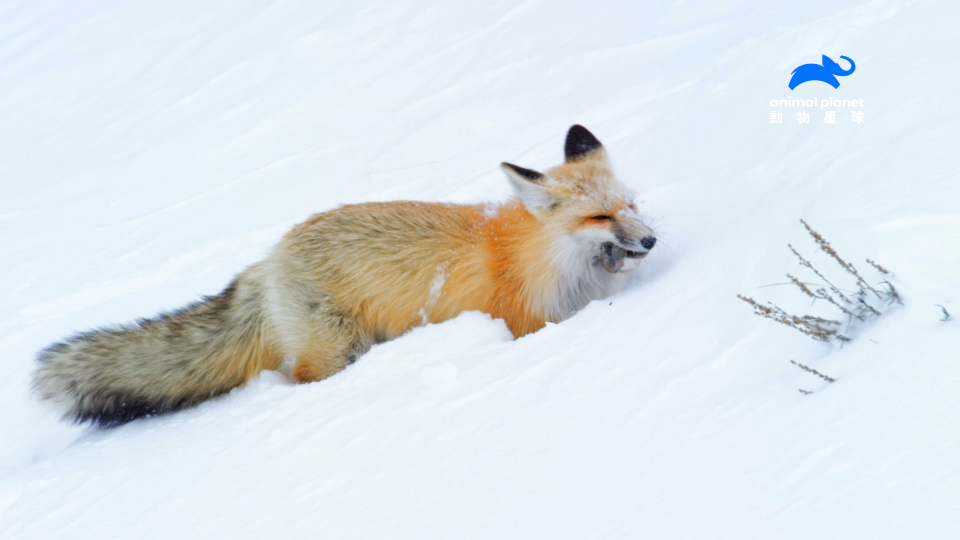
[599, 242, 646, 273]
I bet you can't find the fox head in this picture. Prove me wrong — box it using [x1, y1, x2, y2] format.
[500, 125, 656, 274]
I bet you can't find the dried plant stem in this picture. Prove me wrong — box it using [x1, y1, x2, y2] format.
[866, 259, 889, 274]
[738, 294, 845, 342]
[790, 360, 835, 383]
[788, 244, 852, 304]
[800, 219, 882, 300]
[880, 280, 903, 306]
[857, 296, 882, 317]
[786, 273, 859, 320]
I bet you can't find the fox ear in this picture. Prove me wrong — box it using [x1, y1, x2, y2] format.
[500, 162, 555, 211]
[564, 124, 605, 162]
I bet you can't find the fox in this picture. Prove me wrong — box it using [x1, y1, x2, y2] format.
[33, 125, 657, 427]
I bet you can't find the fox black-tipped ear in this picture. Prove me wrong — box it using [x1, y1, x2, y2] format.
[500, 162, 544, 182]
[500, 162, 554, 211]
[564, 124, 604, 162]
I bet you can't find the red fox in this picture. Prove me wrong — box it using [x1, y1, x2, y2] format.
[34, 125, 657, 426]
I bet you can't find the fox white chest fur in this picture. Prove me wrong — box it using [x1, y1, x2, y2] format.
[34, 125, 657, 427]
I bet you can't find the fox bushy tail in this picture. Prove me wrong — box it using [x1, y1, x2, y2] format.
[33, 268, 281, 427]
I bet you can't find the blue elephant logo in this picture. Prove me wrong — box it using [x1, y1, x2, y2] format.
[788, 55, 856, 90]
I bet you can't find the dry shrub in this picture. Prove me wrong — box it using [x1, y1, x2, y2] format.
[739, 220, 901, 344]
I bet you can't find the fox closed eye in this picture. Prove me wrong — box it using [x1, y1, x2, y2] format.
[590, 215, 613, 221]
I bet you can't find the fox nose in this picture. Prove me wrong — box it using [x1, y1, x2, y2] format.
[640, 236, 657, 250]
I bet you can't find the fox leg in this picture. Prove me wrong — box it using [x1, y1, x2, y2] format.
[293, 351, 347, 383]
[264, 276, 372, 383]
[290, 304, 371, 384]
[292, 340, 368, 383]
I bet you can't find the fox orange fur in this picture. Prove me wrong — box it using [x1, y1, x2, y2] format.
[33, 125, 657, 426]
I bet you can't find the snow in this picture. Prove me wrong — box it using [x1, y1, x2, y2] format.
[1, 0, 959, 537]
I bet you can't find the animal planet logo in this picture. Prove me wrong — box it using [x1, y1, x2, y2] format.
[788, 55, 856, 89]
[770, 55, 864, 124]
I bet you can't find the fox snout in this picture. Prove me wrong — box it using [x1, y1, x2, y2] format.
[600, 220, 656, 273]
[613, 218, 656, 252]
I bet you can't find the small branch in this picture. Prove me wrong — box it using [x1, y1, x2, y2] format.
[791, 360, 835, 383]
[738, 295, 841, 342]
[936, 305, 951, 322]
[856, 295, 882, 317]
[866, 259, 889, 274]
[800, 220, 883, 300]
[788, 244, 852, 304]
[798, 389, 813, 395]
[880, 280, 902, 306]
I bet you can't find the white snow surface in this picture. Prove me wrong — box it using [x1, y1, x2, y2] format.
[1, 0, 959, 538]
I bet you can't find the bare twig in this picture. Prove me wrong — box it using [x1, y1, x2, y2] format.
[855, 294, 882, 317]
[798, 389, 813, 395]
[880, 280, 902, 306]
[866, 259, 889, 274]
[791, 360, 835, 383]
[757, 280, 847, 291]
[788, 244, 852, 304]
[738, 294, 845, 342]
[936, 305, 951, 322]
[801, 219, 883, 300]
